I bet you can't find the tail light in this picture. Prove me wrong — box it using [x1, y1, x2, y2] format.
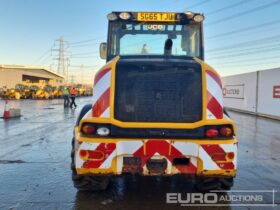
[82, 124, 96, 134]
[220, 127, 233, 137]
[205, 126, 234, 138]
[81, 123, 111, 136]
[205, 129, 218, 138]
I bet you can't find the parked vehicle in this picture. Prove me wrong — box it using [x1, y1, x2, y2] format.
[70, 11, 237, 191]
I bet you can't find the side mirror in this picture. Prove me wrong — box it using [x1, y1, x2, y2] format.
[99, 43, 107, 60]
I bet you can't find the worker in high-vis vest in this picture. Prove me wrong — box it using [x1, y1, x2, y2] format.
[63, 87, 70, 108]
[70, 87, 78, 109]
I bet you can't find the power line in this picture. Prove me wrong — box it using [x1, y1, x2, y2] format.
[207, 46, 280, 60]
[68, 42, 101, 48]
[210, 55, 280, 66]
[214, 60, 280, 68]
[38, 54, 52, 65]
[65, 1, 261, 53]
[184, 0, 213, 10]
[52, 2, 280, 71]
[67, 0, 214, 49]
[206, 19, 280, 40]
[208, 42, 280, 55]
[207, 0, 280, 26]
[68, 36, 106, 46]
[71, 56, 99, 59]
[71, 51, 99, 56]
[33, 48, 51, 65]
[206, 0, 252, 16]
[207, 35, 280, 52]
[69, 64, 98, 68]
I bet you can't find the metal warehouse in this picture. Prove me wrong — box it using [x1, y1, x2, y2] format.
[222, 67, 280, 120]
[0, 64, 64, 89]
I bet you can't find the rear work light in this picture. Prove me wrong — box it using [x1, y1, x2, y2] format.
[97, 127, 110, 136]
[82, 124, 96, 135]
[205, 129, 218, 138]
[81, 123, 111, 137]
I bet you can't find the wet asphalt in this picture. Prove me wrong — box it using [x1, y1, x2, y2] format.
[0, 97, 279, 210]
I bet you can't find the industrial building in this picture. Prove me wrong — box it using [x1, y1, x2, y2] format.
[222, 67, 280, 120]
[0, 64, 65, 89]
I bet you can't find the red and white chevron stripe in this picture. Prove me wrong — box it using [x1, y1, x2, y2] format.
[75, 140, 236, 174]
[92, 67, 111, 118]
[206, 70, 223, 119]
[199, 144, 236, 170]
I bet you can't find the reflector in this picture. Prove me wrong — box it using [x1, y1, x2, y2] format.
[80, 150, 88, 158]
[227, 152, 235, 160]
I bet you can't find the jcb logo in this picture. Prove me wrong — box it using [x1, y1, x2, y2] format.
[147, 24, 164, 30]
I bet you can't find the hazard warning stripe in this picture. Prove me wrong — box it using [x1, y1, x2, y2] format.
[83, 143, 116, 169]
[206, 70, 222, 89]
[92, 88, 110, 117]
[206, 73, 223, 105]
[76, 141, 236, 172]
[92, 68, 111, 118]
[133, 140, 197, 173]
[94, 67, 111, 85]
[201, 144, 225, 155]
[207, 91, 223, 119]
[169, 143, 197, 173]
[206, 70, 223, 120]
[201, 144, 235, 170]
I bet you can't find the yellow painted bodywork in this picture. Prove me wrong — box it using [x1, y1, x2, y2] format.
[75, 56, 237, 177]
[79, 56, 236, 133]
[75, 127, 237, 177]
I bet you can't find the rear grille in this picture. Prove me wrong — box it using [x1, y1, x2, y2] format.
[114, 60, 202, 123]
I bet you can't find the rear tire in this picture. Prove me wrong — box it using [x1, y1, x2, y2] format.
[195, 177, 234, 192]
[71, 138, 110, 191]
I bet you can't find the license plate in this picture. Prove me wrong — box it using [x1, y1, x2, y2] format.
[137, 12, 176, 22]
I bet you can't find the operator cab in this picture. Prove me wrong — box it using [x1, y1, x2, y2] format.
[100, 11, 205, 61]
